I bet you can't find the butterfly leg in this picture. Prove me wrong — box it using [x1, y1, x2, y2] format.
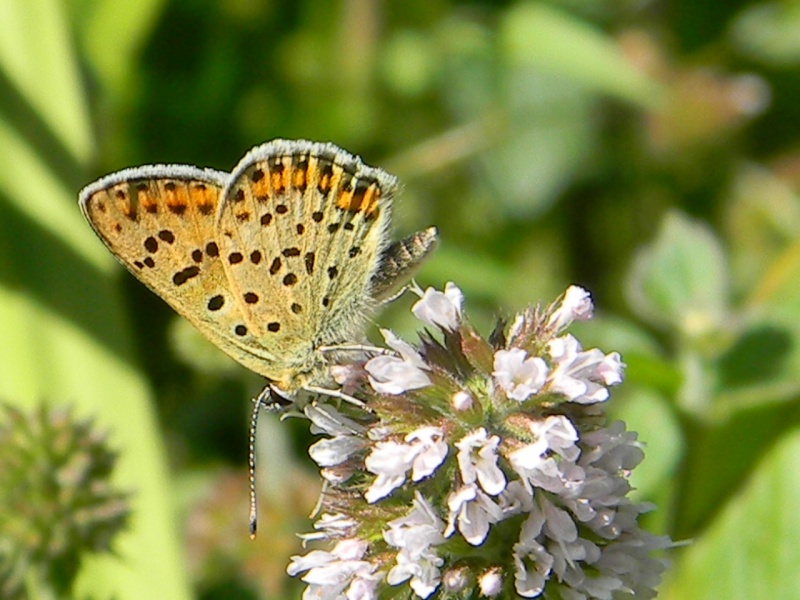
[304, 385, 367, 409]
[318, 343, 395, 356]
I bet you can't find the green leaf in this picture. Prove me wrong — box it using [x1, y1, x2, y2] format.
[0, 2, 191, 597]
[75, 0, 166, 97]
[663, 424, 800, 599]
[625, 211, 729, 337]
[729, 2, 800, 66]
[0, 0, 92, 163]
[498, 2, 661, 108]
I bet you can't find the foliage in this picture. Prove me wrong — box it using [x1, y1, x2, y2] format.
[1, 0, 799, 598]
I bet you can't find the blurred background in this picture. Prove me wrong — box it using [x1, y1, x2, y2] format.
[1, 0, 800, 598]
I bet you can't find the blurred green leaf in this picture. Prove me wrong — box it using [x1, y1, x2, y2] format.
[76, 0, 166, 98]
[0, 0, 91, 163]
[0, 1, 191, 597]
[625, 211, 730, 338]
[730, 1, 800, 66]
[663, 424, 800, 599]
[612, 387, 683, 502]
[480, 72, 597, 217]
[724, 165, 800, 297]
[498, 2, 661, 108]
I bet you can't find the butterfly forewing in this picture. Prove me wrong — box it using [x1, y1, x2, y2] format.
[216, 140, 396, 380]
[79, 165, 280, 376]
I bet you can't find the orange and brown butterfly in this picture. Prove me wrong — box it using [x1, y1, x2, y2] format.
[79, 139, 437, 535]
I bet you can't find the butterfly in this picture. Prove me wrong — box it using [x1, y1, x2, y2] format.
[79, 139, 438, 535]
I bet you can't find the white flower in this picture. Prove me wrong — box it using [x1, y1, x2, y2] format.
[311, 513, 357, 537]
[547, 335, 624, 404]
[456, 428, 506, 495]
[444, 483, 504, 545]
[306, 404, 366, 437]
[364, 427, 447, 502]
[529, 415, 580, 462]
[508, 416, 582, 496]
[442, 568, 468, 592]
[513, 535, 554, 598]
[493, 348, 549, 401]
[451, 390, 473, 411]
[287, 539, 378, 600]
[309, 435, 365, 467]
[384, 493, 446, 598]
[406, 427, 449, 481]
[366, 330, 431, 394]
[306, 404, 367, 476]
[540, 494, 578, 543]
[412, 282, 464, 331]
[547, 285, 593, 332]
[497, 480, 535, 518]
[478, 568, 504, 597]
[364, 441, 415, 502]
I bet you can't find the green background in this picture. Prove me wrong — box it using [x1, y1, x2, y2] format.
[2, 0, 800, 598]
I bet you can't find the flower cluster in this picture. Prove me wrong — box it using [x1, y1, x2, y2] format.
[288, 284, 670, 599]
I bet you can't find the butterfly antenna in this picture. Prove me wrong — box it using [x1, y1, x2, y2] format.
[248, 390, 266, 539]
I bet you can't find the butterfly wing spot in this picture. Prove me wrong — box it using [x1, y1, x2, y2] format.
[282, 247, 300, 257]
[205, 242, 219, 257]
[134, 260, 144, 269]
[275, 204, 288, 215]
[113, 223, 122, 233]
[343, 222, 354, 231]
[208, 295, 225, 311]
[236, 211, 251, 222]
[228, 252, 244, 264]
[143, 257, 155, 268]
[250, 250, 262, 264]
[144, 236, 158, 253]
[260, 213, 273, 226]
[304, 252, 315, 274]
[312, 211, 324, 223]
[267, 322, 281, 332]
[317, 160, 334, 194]
[327, 223, 340, 234]
[234, 188, 245, 202]
[158, 230, 175, 243]
[291, 303, 303, 314]
[322, 296, 330, 307]
[292, 158, 308, 192]
[269, 257, 282, 274]
[191, 249, 203, 263]
[244, 292, 259, 304]
[296, 224, 305, 235]
[167, 202, 187, 215]
[268, 159, 287, 195]
[235, 325, 248, 336]
[335, 180, 379, 218]
[283, 273, 298, 286]
[349, 246, 361, 258]
[327, 266, 339, 280]
[173, 265, 200, 286]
